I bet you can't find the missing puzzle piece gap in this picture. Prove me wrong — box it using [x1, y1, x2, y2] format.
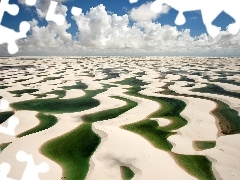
[0, 99, 9, 111]
[0, 21, 30, 54]
[0, 163, 15, 180]
[25, 0, 37, 6]
[16, 151, 50, 180]
[46, 1, 65, 26]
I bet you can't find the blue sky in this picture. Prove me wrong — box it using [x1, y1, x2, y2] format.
[5, 0, 234, 36]
[0, 0, 239, 56]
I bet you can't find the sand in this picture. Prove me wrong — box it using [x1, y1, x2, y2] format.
[0, 56, 239, 180]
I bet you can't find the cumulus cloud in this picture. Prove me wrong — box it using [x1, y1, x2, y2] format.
[17, 19, 72, 54]
[15, 0, 72, 54]
[18, 0, 68, 19]
[72, 4, 143, 49]
[130, 2, 170, 22]
[3, 3, 240, 56]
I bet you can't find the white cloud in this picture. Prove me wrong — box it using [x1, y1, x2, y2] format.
[17, 18, 72, 53]
[15, 0, 72, 54]
[130, 2, 170, 22]
[2, 4, 240, 56]
[72, 4, 138, 48]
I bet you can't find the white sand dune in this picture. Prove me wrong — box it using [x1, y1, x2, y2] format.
[88, 125, 196, 180]
[0, 57, 239, 180]
[0, 113, 80, 180]
[87, 92, 196, 180]
[139, 81, 220, 155]
[137, 66, 240, 179]
[169, 82, 240, 114]
[204, 134, 240, 180]
[0, 78, 128, 179]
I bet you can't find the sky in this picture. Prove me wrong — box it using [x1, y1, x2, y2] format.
[0, 0, 239, 56]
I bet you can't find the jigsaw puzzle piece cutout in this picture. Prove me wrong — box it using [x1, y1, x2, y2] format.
[151, 0, 194, 25]
[0, 163, 15, 180]
[152, 1, 198, 28]
[151, 0, 164, 13]
[227, 23, 240, 35]
[201, 6, 221, 38]
[71, 6, 82, 16]
[129, 0, 138, 3]
[46, 0, 65, 26]
[0, 0, 19, 22]
[25, 0, 37, 6]
[224, 3, 240, 35]
[175, 12, 186, 25]
[0, 99, 9, 111]
[0, 21, 30, 54]
[0, 116, 19, 136]
[16, 151, 49, 180]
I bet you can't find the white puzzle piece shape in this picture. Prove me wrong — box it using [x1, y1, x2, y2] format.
[0, 0, 30, 54]
[46, 0, 65, 26]
[71, 6, 82, 17]
[0, 0, 19, 22]
[0, 116, 19, 136]
[25, 0, 37, 6]
[0, 21, 30, 54]
[16, 151, 49, 180]
[0, 163, 15, 180]
[0, 99, 9, 111]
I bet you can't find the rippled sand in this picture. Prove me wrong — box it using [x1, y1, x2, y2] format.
[0, 56, 239, 180]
